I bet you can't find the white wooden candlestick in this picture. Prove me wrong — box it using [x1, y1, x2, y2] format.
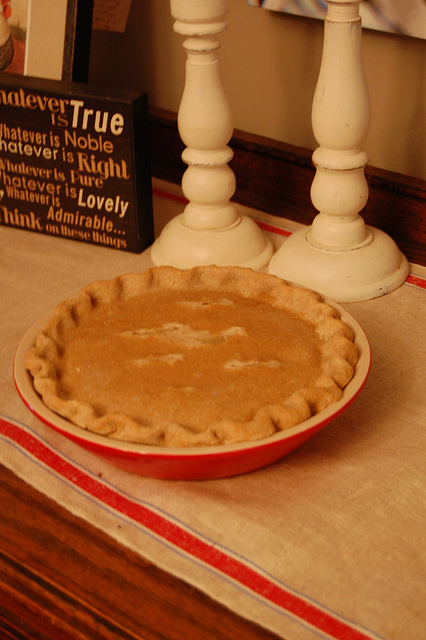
[151, 0, 273, 270]
[268, 0, 409, 302]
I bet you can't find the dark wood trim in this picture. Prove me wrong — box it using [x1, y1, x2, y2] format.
[149, 108, 426, 267]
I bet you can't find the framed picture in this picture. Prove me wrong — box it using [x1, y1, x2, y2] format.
[1, 0, 93, 81]
[249, 0, 426, 40]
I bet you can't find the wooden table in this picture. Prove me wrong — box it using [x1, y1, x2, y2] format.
[0, 464, 280, 639]
[2, 181, 425, 640]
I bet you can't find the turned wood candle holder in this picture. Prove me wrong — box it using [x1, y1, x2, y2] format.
[268, 0, 409, 302]
[151, 0, 273, 270]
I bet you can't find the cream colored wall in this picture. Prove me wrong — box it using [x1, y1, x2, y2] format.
[89, 0, 426, 180]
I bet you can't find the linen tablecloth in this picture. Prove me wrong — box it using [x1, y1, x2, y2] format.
[1, 183, 425, 640]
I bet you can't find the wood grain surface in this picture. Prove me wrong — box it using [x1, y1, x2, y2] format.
[0, 465, 282, 640]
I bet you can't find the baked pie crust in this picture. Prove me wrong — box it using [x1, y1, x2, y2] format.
[25, 266, 359, 447]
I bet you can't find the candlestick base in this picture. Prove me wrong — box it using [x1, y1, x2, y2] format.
[151, 212, 274, 271]
[268, 226, 409, 302]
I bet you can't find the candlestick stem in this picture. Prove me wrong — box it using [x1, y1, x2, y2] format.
[268, 0, 408, 302]
[151, 0, 273, 270]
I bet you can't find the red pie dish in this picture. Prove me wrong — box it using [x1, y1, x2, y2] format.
[14, 293, 370, 480]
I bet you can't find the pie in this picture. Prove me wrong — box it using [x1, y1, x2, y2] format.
[25, 266, 359, 447]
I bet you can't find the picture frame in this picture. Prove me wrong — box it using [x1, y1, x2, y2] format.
[248, 0, 426, 40]
[1, 0, 93, 82]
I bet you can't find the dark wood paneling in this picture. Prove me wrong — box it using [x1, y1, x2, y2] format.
[150, 108, 426, 267]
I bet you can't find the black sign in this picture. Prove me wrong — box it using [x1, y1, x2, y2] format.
[0, 75, 153, 253]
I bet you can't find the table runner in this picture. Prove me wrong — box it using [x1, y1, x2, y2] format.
[1, 186, 425, 640]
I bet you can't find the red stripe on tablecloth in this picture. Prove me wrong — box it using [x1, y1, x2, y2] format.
[152, 186, 187, 205]
[405, 273, 426, 290]
[255, 220, 292, 237]
[1, 417, 377, 640]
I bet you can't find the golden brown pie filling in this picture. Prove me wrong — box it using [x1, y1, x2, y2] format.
[25, 266, 358, 446]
